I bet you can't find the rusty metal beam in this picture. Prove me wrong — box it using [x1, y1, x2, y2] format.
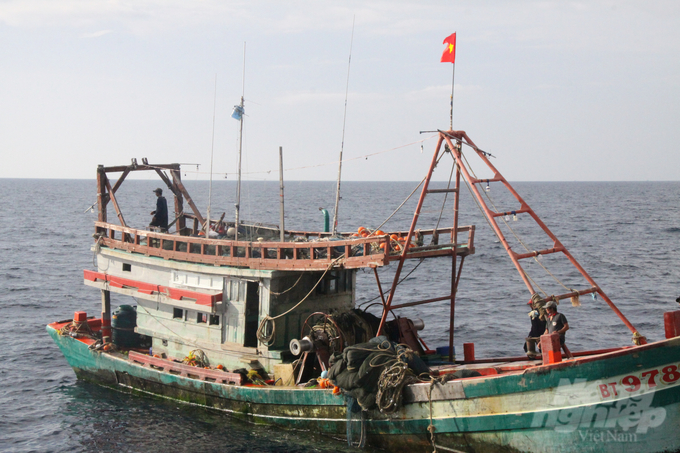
[426, 188, 458, 194]
[389, 295, 452, 310]
[441, 130, 644, 341]
[377, 134, 445, 336]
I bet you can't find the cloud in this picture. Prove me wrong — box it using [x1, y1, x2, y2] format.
[80, 29, 112, 38]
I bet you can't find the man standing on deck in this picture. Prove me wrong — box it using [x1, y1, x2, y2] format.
[544, 300, 573, 359]
[150, 188, 168, 231]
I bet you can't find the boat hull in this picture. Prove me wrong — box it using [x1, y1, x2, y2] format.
[47, 325, 680, 453]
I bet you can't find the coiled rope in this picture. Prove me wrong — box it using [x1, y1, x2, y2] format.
[374, 344, 418, 413]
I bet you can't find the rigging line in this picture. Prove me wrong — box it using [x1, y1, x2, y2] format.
[455, 151, 570, 293]
[175, 135, 438, 177]
[135, 299, 206, 352]
[370, 149, 446, 234]
[474, 171, 571, 292]
[371, 177, 426, 233]
[434, 157, 456, 231]
[452, 151, 554, 299]
[332, 15, 355, 237]
[357, 258, 425, 308]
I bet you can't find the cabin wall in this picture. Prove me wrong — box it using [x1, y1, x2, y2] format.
[94, 248, 357, 374]
[265, 270, 356, 351]
[136, 299, 224, 349]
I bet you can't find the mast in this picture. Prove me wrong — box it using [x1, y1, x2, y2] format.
[331, 17, 355, 236]
[234, 43, 246, 241]
[438, 130, 645, 342]
[206, 74, 217, 236]
[279, 146, 285, 242]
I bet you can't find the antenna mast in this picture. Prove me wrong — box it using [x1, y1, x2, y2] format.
[234, 42, 246, 241]
[206, 74, 217, 236]
[331, 17, 355, 236]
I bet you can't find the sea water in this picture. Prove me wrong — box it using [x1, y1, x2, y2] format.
[1, 178, 679, 452]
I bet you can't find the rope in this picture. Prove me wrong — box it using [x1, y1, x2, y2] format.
[269, 272, 304, 296]
[426, 376, 443, 453]
[375, 345, 417, 413]
[59, 319, 98, 340]
[371, 177, 425, 233]
[370, 147, 448, 235]
[256, 255, 345, 346]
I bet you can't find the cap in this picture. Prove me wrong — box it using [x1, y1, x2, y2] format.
[153, 188, 162, 194]
[544, 300, 557, 309]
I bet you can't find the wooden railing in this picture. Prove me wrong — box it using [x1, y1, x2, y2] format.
[94, 222, 475, 271]
[128, 351, 243, 385]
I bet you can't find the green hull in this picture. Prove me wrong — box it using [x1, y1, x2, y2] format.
[48, 326, 680, 453]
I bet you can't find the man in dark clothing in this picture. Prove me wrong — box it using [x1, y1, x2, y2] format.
[544, 300, 573, 358]
[150, 188, 168, 231]
[524, 302, 546, 358]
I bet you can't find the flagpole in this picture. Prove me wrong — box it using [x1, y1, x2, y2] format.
[450, 63, 455, 130]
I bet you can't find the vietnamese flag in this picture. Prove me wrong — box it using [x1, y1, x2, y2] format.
[440, 32, 456, 63]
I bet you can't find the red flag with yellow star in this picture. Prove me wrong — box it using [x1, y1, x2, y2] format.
[441, 32, 456, 63]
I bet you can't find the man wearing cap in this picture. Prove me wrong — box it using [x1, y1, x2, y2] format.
[150, 188, 168, 231]
[543, 300, 573, 359]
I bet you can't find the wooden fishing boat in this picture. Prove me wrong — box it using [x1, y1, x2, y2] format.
[48, 131, 680, 453]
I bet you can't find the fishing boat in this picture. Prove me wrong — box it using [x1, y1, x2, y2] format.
[48, 130, 680, 453]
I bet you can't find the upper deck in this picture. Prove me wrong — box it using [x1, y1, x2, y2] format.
[94, 221, 475, 271]
[94, 160, 475, 272]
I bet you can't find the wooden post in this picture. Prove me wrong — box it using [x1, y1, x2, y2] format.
[104, 178, 127, 227]
[463, 343, 475, 362]
[101, 289, 112, 341]
[96, 165, 108, 223]
[171, 169, 186, 233]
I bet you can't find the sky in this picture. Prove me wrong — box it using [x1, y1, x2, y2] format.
[1, 1, 679, 182]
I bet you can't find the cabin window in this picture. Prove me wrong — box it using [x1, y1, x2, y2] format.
[122, 263, 131, 272]
[209, 314, 220, 326]
[317, 271, 349, 295]
[173, 308, 183, 319]
[197, 313, 208, 324]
